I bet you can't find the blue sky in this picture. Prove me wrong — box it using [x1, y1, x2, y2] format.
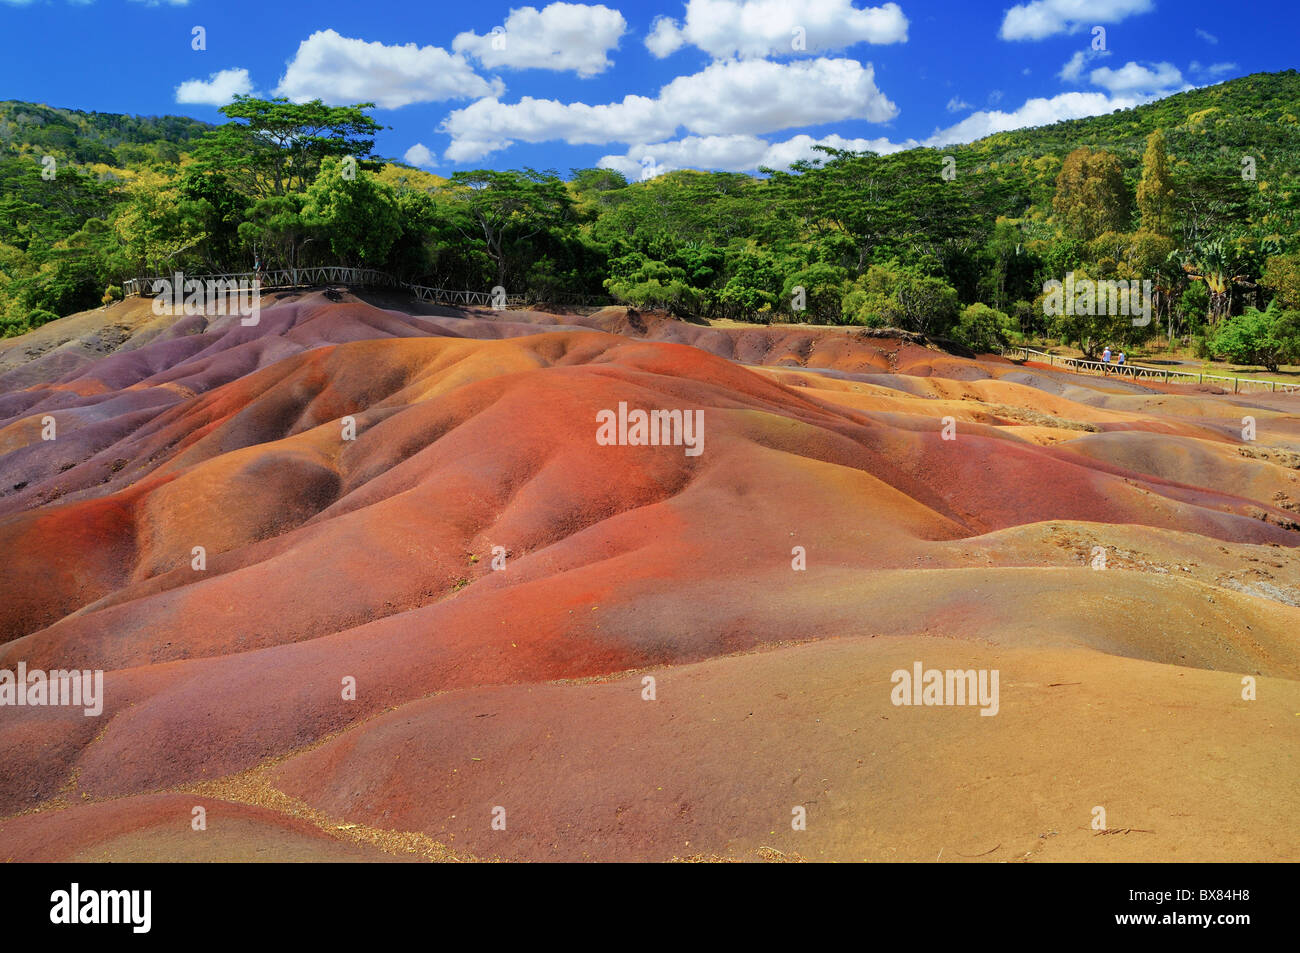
[0, 0, 1294, 177]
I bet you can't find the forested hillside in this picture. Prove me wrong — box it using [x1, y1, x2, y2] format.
[3, 71, 1299, 364]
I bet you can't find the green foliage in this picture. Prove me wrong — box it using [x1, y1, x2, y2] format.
[440, 168, 573, 288]
[2, 307, 56, 338]
[301, 157, 401, 266]
[840, 261, 960, 333]
[603, 253, 703, 316]
[719, 249, 781, 321]
[237, 194, 308, 270]
[1053, 146, 1131, 242]
[0, 100, 209, 167]
[1180, 281, 1209, 328]
[1262, 251, 1300, 310]
[785, 261, 848, 323]
[952, 303, 1015, 352]
[4, 70, 1300, 341]
[113, 167, 206, 273]
[189, 97, 382, 199]
[1208, 301, 1300, 371]
[1136, 128, 1176, 236]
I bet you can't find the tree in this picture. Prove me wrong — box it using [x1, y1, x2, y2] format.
[1053, 147, 1131, 243]
[237, 194, 308, 271]
[113, 168, 206, 274]
[783, 261, 848, 323]
[718, 248, 781, 321]
[1040, 266, 1135, 359]
[441, 169, 573, 289]
[189, 97, 383, 199]
[1180, 239, 1252, 325]
[896, 273, 960, 336]
[604, 254, 702, 316]
[952, 302, 1014, 352]
[1136, 129, 1176, 236]
[177, 167, 245, 271]
[301, 157, 401, 266]
[1262, 251, 1300, 310]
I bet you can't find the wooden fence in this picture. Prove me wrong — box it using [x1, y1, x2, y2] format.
[122, 267, 613, 310]
[1001, 345, 1300, 395]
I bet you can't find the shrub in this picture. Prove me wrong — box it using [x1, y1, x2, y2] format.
[1208, 302, 1300, 372]
[952, 303, 1014, 352]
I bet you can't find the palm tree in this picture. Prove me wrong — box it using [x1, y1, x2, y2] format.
[1179, 239, 1251, 325]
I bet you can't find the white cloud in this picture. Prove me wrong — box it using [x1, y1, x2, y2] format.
[403, 143, 436, 166]
[441, 56, 898, 160]
[597, 131, 913, 178]
[274, 29, 502, 109]
[946, 96, 972, 113]
[1190, 61, 1238, 79]
[926, 90, 1150, 145]
[1058, 48, 1110, 81]
[1195, 28, 1218, 44]
[175, 68, 255, 106]
[1088, 60, 1183, 95]
[453, 3, 627, 77]
[645, 0, 908, 59]
[596, 84, 1191, 178]
[645, 17, 685, 57]
[1000, 0, 1152, 42]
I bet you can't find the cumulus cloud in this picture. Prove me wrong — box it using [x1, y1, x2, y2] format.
[926, 90, 1150, 145]
[946, 96, 972, 113]
[646, 0, 907, 59]
[1194, 28, 1218, 44]
[441, 56, 898, 160]
[403, 143, 436, 167]
[597, 131, 914, 178]
[1088, 60, 1182, 95]
[274, 29, 502, 109]
[595, 84, 1191, 177]
[453, 3, 627, 77]
[175, 68, 255, 106]
[1000, 0, 1152, 42]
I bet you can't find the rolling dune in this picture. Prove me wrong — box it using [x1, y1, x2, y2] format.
[1, 289, 1297, 862]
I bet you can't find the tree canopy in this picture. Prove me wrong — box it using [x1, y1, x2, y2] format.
[3, 70, 1300, 364]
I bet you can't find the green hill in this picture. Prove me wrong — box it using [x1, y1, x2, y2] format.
[2, 72, 1298, 360]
